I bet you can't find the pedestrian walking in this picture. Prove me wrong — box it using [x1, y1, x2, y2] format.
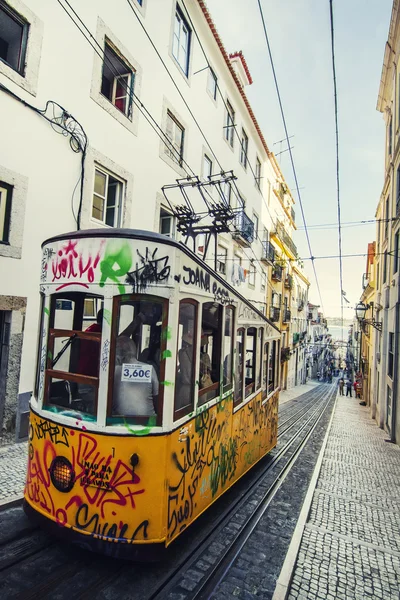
[338, 378, 344, 395]
[345, 379, 352, 397]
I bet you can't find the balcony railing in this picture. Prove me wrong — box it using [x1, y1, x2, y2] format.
[233, 210, 254, 245]
[298, 300, 305, 311]
[271, 265, 283, 281]
[281, 347, 291, 363]
[273, 220, 298, 257]
[283, 309, 291, 323]
[261, 240, 275, 265]
[269, 307, 280, 322]
[300, 331, 307, 341]
[284, 274, 293, 289]
[293, 332, 300, 344]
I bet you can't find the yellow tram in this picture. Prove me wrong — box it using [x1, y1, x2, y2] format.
[24, 229, 280, 558]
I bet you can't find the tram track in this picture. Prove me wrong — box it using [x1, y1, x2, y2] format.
[0, 383, 336, 599]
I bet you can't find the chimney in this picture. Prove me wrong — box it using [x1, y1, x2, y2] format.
[229, 51, 253, 88]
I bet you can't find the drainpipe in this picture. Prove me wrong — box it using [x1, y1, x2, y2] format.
[390, 280, 400, 443]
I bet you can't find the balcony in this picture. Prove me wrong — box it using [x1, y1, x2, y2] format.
[233, 210, 254, 246]
[281, 347, 291, 363]
[272, 220, 298, 258]
[298, 300, 305, 311]
[283, 309, 291, 323]
[300, 331, 307, 341]
[269, 307, 280, 322]
[293, 332, 300, 344]
[271, 264, 283, 281]
[284, 274, 293, 289]
[261, 241, 275, 265]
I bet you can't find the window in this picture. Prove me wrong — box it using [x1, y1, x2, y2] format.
[383, 250, 387, 284]
[172, 7, 191, 76]
[253, 213, 259, 239]
[110, 295, 166, 424]
[0, 1, 28, 74]
[245, 328, 257, 397]
[235, 328, 245, 406]
[217, 245, 227, 275]
[92, 166, 124, 227]
[101, 43, 134, 118]
[43, 293, 104, 420]
[160, 207, 176, 238]
[165, 111, 184, 165]
[394, 231, 399, 274]
[175, 300, 197, 418]
[255, 157, 261, 189]
[257, 329, 263, 391]
[261, 270, 266, 292]
[397, 167, 400, 217]
[388, 117, 393, 156]
[203, 154, 212, 180]
[0, 182, 12, 244]
[262, 341, 269, 399]
[268, 340, 276, 393]
[221, 179, 231, 205]
[224, 100, 235, 147]
[240, 129, 248, 169]
[83, 297, 102, 319]
[207, 67, 217, 100]
[199, 302, 222, 404]
[385, 197, 389, 239]
[388, 333, 394, 378]
[248, 265, 256, 287]
[223, 306, 235, 393]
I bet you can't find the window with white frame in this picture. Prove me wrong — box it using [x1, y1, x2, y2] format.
[240, 129, 248, 168]
[221, 179, 231, 205]
[207, 67, 217, 99]
[160, 207, 176, 238]
[248, 264, 256, 287]
[0, 182, 12, 244]
[253, 213, 259, 240]
[165, 110, 184, 165]
[0, 1, 29, 75]
[203, 154, 212, 180]
[92, 166, 124, 227]
[224, 100, 235, 147]
[217, 245, 227, 275]
[261, 270, 266, 291]
[255, 157, 261, 189]
[101, 42, 134, 118]
[172, 6, 191, 76]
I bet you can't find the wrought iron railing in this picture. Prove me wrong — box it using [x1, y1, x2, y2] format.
[293, 332, 300, 344]
[281, 347, 291, 362]
[233, 209, 254, 244]
[283, 309, 291, 323]
[269, 307, 280, 322]
[271, 265, 283, 281]
[261, 240, 275, 264]
[273, 220, 298, 257]
[284, 274, 293, 289]
[298, 300, 305, 311]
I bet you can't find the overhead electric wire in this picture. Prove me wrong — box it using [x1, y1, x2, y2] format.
[256, 0, 325, 314]
[328, 0, 345, 333]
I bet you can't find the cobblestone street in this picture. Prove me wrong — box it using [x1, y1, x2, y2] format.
[284, 396, 400, 600]
[0, 441, 27, 503]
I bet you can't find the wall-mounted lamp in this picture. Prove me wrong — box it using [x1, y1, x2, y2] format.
[355, 302, 382, 332]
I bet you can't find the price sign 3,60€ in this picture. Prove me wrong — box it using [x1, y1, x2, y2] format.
[121, 363, 152, 383]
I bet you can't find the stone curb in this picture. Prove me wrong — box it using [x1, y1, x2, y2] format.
[0, 494, 24, 510]
[272, 388, 340, 600]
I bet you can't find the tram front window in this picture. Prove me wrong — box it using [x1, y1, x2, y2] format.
[43, 293, 103, 420]
[110, 296, 166, 422]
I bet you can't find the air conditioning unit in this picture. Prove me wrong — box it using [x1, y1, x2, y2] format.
[376, 352, 381, 363]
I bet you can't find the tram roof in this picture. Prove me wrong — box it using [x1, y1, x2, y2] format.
[43, 228, 281, 334]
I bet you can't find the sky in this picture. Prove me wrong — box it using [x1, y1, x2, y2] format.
[205, 0, 393, 318]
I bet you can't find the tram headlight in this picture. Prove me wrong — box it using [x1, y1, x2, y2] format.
[49, 456, 75, 493]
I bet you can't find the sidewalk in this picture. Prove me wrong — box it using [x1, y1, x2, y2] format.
[279, 380, 320, 405]
[274, 394, 400, 600]
[0, 441, 27, 503]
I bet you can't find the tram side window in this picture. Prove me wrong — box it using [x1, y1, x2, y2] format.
[245, 328, 257, 398]
[199, 302, 222, 405]
[44, 293, 103, 420]
[276, 339, 281, 389]
[110, 296, 165, 422]
[262, 341, 269, 400]
[234, 328, 245, 406]
[268, 340, 276, 393]
[257, 328, 263, 391]
[175, 300, 197, 418]
[223, 306, 235, 393]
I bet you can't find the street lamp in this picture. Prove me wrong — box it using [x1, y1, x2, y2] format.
[355, 302, 382, 332]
